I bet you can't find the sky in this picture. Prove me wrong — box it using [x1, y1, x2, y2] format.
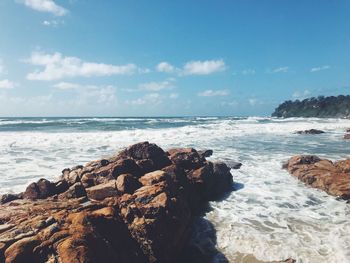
[0, 0, 350, 117]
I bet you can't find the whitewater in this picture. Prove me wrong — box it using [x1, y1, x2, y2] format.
[0, 117, 349, 263]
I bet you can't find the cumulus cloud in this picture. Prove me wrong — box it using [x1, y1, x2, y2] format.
[26, 52, 137, 81]
[0, 79, 17, 89]
[18, 0, 68, 16]
[53, 82, 81, 90]
[138, 79, 175, 91]
[271, 66, 289, 73]
[156, 62, 175, 73]
[310, 65, 330, 72]
[197, 89, 229, 97]
[183, 59, 226, 75]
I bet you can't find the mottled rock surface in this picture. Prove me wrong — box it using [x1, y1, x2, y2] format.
[0, 142, 239, 263]
[284, 155, 350, 199]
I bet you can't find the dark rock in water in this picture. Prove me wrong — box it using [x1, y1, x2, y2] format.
[197, 149, 213, 158]
[0, 142, 239, 263]
[344, 133, 350, 140]
[347, 128, 350, 133]
[0, 194, 20, 204]
[295, 129, 325, 134]
[227, 161, 242, 169]
[284, 155, 350, 199]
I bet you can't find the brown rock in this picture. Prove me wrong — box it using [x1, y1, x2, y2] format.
[284, 155, 350, 199]
[139, 170, 172, 186]
[115, 174, 141, 194]
[61, 182, 86, 199]
[0, 194, 20, 204]
[4, 236, 40, 263]
[86, 180, 118, 200]
[168, 148, 204, 169]
[23, 179, 56, 200]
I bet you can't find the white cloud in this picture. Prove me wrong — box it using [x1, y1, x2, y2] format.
[26, 52, 137, 81]
[310, 65, 330, 72]
[221, 100, 238, 106]
[156, 62, 175, 73]
[19, 0, 68, 16]
[183, 59, 226, 75]
[126, 93, 161, 105]
[0, 79, 17, 89]
[292, 90, 310, 99]
[139, 79, 175, 91]
[271, 67, 289, 73]
[53, 82, 81, 90]
[197, 89, 229, 97]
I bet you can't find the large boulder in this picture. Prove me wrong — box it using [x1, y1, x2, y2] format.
[0, 142, 237, 263]
[284, 155, 350, 199]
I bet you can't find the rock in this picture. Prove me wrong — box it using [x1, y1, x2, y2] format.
[0, 142, 236, 263]
[344, 133, 350, 140]
[86, 180, 119, 200]
[118, 141, 172, 170]
[23, 179, 56, 200]
[295, 129, 325, 134]
[197, 150, 213, 158]
[61, 182, 86, 199]
[116, 174, 141, 194]
[347, 128, 350, 133]
[0, 194, 20, 204]
[168, 148, 204, 169]
[227, 161, 242, 169]
[284, 155, 350, 199]
[4, 236, 40, 263]
[139, 170, 172, 186]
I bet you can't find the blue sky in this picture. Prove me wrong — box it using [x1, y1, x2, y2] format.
[0, 0, 349, 117]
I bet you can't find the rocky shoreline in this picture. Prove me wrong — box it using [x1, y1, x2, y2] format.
[0, 142, 240, 263]
[284, 155, 350, 200]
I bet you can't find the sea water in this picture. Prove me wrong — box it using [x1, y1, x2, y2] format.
[0, 117, 349, 263]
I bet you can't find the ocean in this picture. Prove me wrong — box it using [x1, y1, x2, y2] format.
[0, 116, 349, 262]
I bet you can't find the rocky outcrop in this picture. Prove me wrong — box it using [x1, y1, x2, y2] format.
[344, 128, 350, 140]
[284, 155, 350, 199]
[0, 142, 239, 263]
[295, 129, 325, 135]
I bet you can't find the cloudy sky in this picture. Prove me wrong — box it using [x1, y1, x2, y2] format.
[0, 0, 349, 116]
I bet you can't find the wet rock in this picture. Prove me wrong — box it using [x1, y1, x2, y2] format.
[168, 148, 204, 170]
[0, 194, 20, 204]
[344, 133, 350, 140]
[197, 149, 213, 159]
[23, 179, 56, 200]
[0, 142, 236, 263]
[119, 141, 172, 170]
[284, 155, 350, 199]
[226, 161, 242, 169]
[295, 129, 325, 134]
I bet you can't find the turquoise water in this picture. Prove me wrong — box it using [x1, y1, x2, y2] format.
[0, 116, 349, 262]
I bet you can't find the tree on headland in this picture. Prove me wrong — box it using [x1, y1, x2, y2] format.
[272, 95, 350, 118]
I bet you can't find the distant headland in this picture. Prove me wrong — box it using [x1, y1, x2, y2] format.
[272, 95, 350, 118]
